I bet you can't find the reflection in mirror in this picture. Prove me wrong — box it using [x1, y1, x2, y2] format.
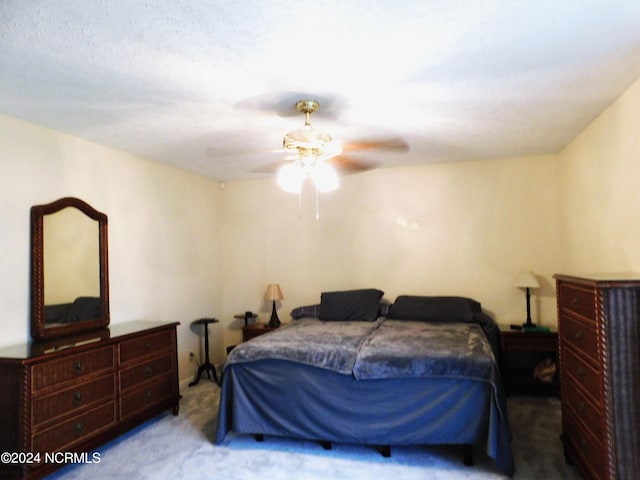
[31, 197, 109, 340]
[44, 208, 101, 324]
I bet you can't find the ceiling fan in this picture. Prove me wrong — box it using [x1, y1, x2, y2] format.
[264, 98, 409, 194]
[277, 99, 340, 193]
[241, 96, 408, 218]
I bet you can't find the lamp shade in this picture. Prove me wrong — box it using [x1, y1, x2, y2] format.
[515, 271, 540, 289]
[264, 283, 284, 301]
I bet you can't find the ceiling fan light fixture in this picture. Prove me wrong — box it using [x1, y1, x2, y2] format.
[277, 156, 338, 194]
[311, 161, 339, 192]
[277, 99, 339, 211]
[277, 162, 304, 193]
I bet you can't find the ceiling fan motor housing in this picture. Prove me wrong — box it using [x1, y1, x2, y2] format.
[283, 99, 332, 150]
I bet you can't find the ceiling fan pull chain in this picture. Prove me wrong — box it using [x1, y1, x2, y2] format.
[298, 190, 302, 219]
[315, 186, 320, 220]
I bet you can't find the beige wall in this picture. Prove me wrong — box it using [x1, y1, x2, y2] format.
[559, 76, 640, 272]
[217, 154, 564, 349]
[0, 114, 222, 381]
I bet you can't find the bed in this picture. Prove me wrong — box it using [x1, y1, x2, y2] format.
[215, 289, 515, 476]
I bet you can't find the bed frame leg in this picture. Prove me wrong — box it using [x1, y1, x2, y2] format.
[319, 441, 332, 450]
[463, 444, 473, 466]
[254, 434, 264, 442]
[377, 445, 391, 457]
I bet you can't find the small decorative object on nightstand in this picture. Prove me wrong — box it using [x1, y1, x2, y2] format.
[264, 283, 283, 328]
[234, 311, 258, 326]
[499, 325, 558, 396]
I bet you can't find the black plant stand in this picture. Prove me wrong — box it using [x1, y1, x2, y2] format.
[189, 318, 219, 386]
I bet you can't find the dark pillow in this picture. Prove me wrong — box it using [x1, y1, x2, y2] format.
[44, 303, 70, 324]
[290, 304, 320, 319]
[62, 296, 102, 323]
[291, 300, 390, 320]
[387, 295, 481, 323]
[319, 288, 384, 322]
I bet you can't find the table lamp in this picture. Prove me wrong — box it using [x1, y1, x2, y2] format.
[515, 271, 540, 329]
[264, 283, 283, 328]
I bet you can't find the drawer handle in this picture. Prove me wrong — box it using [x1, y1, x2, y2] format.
[574, 330, 583, 342]
[145, 390, 153, 402]
[73, 391, 82, 406]
[74, 361, 83, 374]
[572, 297, 579, 308]
[145, 366, 153, 378]
[145, 342, 152, 352]
[576, 365, 584, 381]
[74, 422, 83, 436]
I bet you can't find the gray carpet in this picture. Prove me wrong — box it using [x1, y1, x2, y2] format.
[47, 381, 581, 479]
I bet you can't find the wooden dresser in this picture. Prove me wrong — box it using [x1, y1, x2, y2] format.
[0, 321, 180, 480]
[555, 274, 640, 480]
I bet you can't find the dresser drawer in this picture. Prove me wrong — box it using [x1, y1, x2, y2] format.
[559, 315, 598, 363]
[562, 347, 601, 406]
[119, 354, 174, 392]
[119, 329, 173, 364]
[563, 408, 606, 480]
[119, 374, 174, 420]
[32, 402, 116, 454]
[562, 377, 603, 440]
[33, 374, 115, 427]
[558, 283, 596, 322]
[31, 346, 115, 392]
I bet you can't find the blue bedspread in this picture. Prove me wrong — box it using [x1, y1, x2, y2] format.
[221, 317, 514, 476]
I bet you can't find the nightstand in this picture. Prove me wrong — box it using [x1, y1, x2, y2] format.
[242, 324, 277, 342]
[499, 327, 559, 396]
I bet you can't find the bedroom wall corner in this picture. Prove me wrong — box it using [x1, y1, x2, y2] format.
[558, 75, 640, 273]
[0, 113, 222, 382]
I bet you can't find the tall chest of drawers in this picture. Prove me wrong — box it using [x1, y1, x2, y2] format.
[0, 321, 180, 480]
[555, 274, 640, 480]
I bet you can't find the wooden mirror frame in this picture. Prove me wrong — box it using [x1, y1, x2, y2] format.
[31, 197, 110, 340]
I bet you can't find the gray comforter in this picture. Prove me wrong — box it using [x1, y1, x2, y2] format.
[226, 318, 382, 375]
[353, 320, 496, 381]
[226, 317, 497, 385]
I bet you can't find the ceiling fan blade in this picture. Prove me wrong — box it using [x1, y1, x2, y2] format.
[341, 137, 409, 153]
[327, 154, 378, 174]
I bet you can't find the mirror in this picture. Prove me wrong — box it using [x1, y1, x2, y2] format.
[31, 197, 109, 340]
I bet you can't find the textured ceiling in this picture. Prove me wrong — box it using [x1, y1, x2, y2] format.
[1, 1, 640, 181]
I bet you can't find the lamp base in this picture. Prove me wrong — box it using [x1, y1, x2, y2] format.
[267, 301, 281, 328]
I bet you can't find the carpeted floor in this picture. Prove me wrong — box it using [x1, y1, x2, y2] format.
[46, 381, 581, 479]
